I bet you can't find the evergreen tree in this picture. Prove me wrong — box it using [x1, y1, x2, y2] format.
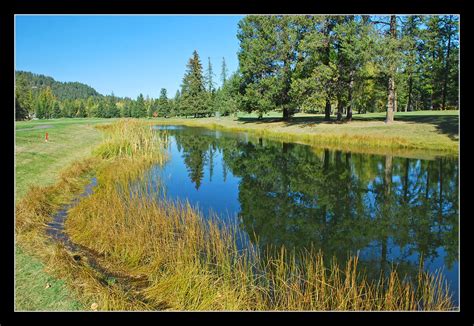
[85, 96, 98, 117]
[36, 86, 55, 119]
[106, 93, 119, 118]
[133, 94, 147, 118]
[180, 50, 207, 117]
[205, 57, 215, 93]
[15, 74, 33, 120]
[15, 97, 29, 120]
[96, 100, 107, 118]
[221, 57, 228, 87]
[76, 100, 87, 118]
[238, 15, 311, 120]
[158, 88, 170, 117]
[51, 100, 62, 118]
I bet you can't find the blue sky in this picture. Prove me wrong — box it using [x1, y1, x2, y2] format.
[15, 15, 244, 98]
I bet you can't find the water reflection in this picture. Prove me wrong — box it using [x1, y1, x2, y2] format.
[148, 126, 459, 302]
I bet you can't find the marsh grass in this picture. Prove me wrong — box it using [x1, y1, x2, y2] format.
[15, 119, 456, 311]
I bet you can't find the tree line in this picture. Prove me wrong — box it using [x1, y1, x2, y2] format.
[15, 15, 459, 122]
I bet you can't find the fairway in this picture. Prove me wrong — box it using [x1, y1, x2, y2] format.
[15, 118, 114, 200]
[15, 118, 113, 311]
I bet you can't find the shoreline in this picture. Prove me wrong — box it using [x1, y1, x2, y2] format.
[149, 113, 459, 159]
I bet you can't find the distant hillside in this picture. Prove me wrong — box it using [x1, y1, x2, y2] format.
[15, 71, 103, 101]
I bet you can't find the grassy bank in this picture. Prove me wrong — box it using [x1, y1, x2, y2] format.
[15, 119, 456, 311]
[15, 118, 113, 311]
[152, 110, 459, 158]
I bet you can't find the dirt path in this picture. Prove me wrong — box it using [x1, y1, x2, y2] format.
[16, 125, 54, 131]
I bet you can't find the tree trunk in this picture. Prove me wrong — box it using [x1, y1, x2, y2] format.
[386, 77, 395, 123]
[394, 89, 398, 113]
[283, 107, 290, 120]
[336, 96, 344, 121]
[406, 76, 413, 112]
[346, 72, 354, 121]
[386, 15, 397, 123]
[324, 98, 331, 121]
[441, 16, 453, 110]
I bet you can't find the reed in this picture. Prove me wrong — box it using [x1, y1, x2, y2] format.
[15, 119, 456, 311]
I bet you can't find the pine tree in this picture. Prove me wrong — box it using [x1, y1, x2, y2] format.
[15, 74, 34, 120]
[206, 57, 215, 93]
[96, 100, 107, 118]
[133, 94, 147, 118]
[221, 57, 228, 87]
[36, 86, 55, 119]
[158, 88, 169, 117]
[106, 93, 119, 118]
[51, 100, 62, 118]
[180, 50, 207, 117]
[238, 15, 312, 120]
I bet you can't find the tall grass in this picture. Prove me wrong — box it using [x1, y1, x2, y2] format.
[15, 119, 456, 311]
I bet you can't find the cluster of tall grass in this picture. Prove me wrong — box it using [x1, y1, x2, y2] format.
[15, 119, 455, 311]
[67, 183, 455, 310]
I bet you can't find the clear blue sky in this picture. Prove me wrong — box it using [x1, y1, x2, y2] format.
[15, 15, 244, 99]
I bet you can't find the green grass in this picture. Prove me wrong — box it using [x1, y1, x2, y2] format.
[15, 118, 115, 200]
[15, 118, 114, 311]
[154, 110, 459, 158]
[15, 246, 83, 311]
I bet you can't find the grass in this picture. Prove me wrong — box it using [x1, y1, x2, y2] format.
[151, 110, 459, 158]
[15, 118, 116, 200]
[15, 246, 82, 311]
[15, 117, 114, 311]
[15, 118, 456, 311]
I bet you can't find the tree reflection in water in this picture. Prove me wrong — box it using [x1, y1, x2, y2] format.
[151, 126, 458, 299]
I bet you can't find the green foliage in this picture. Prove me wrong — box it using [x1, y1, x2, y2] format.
[237, 15, 459, 120]
[132, 94, 147, 118]
[51, 101, 62, 118]
[238, 16, 310, 119]
[178, 51, 212, 117]
[15, 73, 34, 120]
[15, 71, 101, 101]
[157, 88, 170, 117]
[15, 15, 459, 122]
[105, 94, 119, 118]
[214, 72, 242, 116]
[35, 87, 56, 119]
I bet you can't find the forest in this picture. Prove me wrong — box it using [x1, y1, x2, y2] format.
[15, 15, 459, 121]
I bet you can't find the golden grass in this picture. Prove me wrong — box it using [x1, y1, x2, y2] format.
[15, 119, 456, 311]
[150, 116, 458, 158]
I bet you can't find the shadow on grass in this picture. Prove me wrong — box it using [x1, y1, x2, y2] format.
[353, 113, 459, 140]
[237, 112, 459, 140]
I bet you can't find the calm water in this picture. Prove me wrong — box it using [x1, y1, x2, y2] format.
[146, 125, 459, 303]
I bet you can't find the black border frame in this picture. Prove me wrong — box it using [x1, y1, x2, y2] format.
[2, 0, 471, 324]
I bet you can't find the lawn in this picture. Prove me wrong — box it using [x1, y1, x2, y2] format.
[15, 118, 113, 311]
[15, 118, 114, 200]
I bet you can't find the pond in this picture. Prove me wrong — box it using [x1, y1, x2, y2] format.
[147, 125, 459, 304]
